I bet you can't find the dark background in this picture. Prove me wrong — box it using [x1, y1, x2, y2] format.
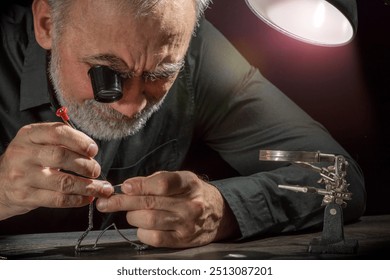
[205, 0, 390, 215]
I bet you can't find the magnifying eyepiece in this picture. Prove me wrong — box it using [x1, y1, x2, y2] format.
[88, 65, 123, 103]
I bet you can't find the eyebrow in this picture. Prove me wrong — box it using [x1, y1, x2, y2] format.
[82, 54, 184, 78]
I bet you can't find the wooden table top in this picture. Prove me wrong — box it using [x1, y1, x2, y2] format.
[1, 215, 389, 260]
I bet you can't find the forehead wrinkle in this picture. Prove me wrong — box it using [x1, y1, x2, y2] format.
[68, 1, 194, 73]
[83, 54, 124, 64]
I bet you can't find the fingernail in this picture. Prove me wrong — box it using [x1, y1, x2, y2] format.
[123, 182, 133, 193]
[87, 143, 98, 157]
[96, 198, 107, 210]
[91, 162, 101, 178]
[102, 182, 114, 196]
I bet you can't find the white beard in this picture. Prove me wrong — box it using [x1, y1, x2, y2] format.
[48, 48, 166, 141]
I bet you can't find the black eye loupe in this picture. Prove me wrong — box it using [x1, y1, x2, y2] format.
[88, 65, 123, 103]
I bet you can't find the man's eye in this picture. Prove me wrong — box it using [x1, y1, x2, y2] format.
[143, 72, 175, 82]
[144, 73, 158, 82]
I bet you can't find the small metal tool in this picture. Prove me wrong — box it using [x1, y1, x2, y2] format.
[112, 184, 124, 195]
[278, 185, 332, 196]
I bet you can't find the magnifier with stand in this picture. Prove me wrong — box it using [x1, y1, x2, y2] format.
[259, 150, 358, 254]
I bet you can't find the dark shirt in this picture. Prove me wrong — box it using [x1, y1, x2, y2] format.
[0, 5, 366, 238]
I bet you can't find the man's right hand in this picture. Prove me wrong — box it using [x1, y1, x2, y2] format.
[0, 122, 113, 220]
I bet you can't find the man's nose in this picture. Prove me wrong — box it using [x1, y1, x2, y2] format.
[108, 77, 147, 118]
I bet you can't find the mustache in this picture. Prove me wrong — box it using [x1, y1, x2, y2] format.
[83, 95, 161, 121]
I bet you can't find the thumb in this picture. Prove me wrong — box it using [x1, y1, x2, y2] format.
[122, 171, 192, 196]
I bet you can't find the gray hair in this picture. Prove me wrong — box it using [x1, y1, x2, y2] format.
[47, 0, 212, 35]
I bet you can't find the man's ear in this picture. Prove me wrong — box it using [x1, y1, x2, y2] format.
[32, 0, 53, 50]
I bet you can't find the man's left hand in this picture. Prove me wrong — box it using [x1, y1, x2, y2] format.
[96, 171, 239, 248]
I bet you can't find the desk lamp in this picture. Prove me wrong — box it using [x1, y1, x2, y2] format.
[245, 0, 357, 46]
[249, 0, 359, 253]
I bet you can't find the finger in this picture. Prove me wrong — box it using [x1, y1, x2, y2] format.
[15, 187, 93, 209]
[28, 167, 114, 197]
[96, 194, 178, 212]
[17, 123, 98, 158]
[126, 210, 181, 231]
[32, 143, 101, 178]
[122, 171, 199, 196]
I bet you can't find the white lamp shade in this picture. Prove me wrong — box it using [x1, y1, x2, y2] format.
[245, 0, 358, 46]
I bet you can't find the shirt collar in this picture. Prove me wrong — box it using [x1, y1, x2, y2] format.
[19, 34, 51, 111]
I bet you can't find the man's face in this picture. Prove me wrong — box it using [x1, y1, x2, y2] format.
[48, 0, 196, 140]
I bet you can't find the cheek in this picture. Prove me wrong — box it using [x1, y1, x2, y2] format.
[59, 62, 94, 102]
[144, 79, 176, 100]
[56, 43, 93, 102]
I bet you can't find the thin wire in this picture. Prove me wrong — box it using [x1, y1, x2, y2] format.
[55, 107, 147, 253]
[92, 223, 148, 251]
[74, 201, 95, 251]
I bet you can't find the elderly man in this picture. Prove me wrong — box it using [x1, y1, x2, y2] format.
[0, 0, 365, 248]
